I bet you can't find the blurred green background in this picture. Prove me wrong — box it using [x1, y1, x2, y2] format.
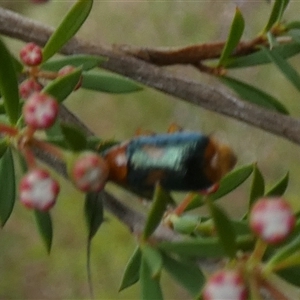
[1, 0, 300, 299]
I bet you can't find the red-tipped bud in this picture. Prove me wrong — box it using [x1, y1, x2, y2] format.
[70, 152, 109, 192]
[58, 65, 82, 90]
[203, 269, 248, 300]
[19, 169, 60, 211]
[249, 197, 296, 244]
[23, 92, 59, 129]
[19, 43, 43, 66]
[19, 78, 43, 99]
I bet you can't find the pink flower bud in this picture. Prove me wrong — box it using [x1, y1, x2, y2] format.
[19, 78, 43, 99]
[71, 152, 109, 192]
[19, 43, 43, 66]
[249, 197, 296, 244]
[19, 169, 60, 211]
[23, 92, 59, 129]
[58, 65, 82, 90]
[203, 269, 247, 300]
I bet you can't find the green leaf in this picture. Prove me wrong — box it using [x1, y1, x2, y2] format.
[249, 165, 265, 208]
[85, 192, 103, 298]
[219, 76, 289, 114]
[0, 103, 6, 114]
[208, 202, 237, 258]
[277, 266, 300, 287]
[286, 22, 300, 30]
[140, 256, 163, 300]
[162, 253, 205, 297]
[158, 235, 253, 258]
[0, 139, 8, 159]
[82, 70, 143, 93]
[42, 67, 82, 103]
[46, 120, 63, 138]
[210, 163, 254, 201]
[263, 0, 290, 33]
[265, 172, 289, 196]
[0, 39, 20, 124]
[185, 164, 254, 211]
[218, 7, 245, 66]
[84, 192, 104, 240]
[0, 148, 15, 226]
[119, 247, 142, 292]
[260, 46, 300, 92]
[182, 193, 204, 212]
[60, 122, 87, 151]
[41, 55, 106, 72]
[267, 32, 279, 49]
[268, 234, 300, 271]
[226, 42, 300, 68]
[11, 55, 24, 74]
[42, 0, 93, 61]
[34, 210, 53, 253]
[142, 184, 173, 240]
[141, 245, 163, 278]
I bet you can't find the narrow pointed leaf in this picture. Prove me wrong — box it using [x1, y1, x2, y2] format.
[263, 0, 289, 33]
[11, 55, 23, 74]
[42, 67, 82, 103]
[34, 210, 53, 253]
[209, 202, 237, 258]
[60, 122, 87, 151]
[140, 256, 163, 300]
[265, 172, 289, 196]
[162, 253, 205, 297]
[210, 163, 254, 201]
[85, 192, 104, 240]
[286, 22, 300, 30]
[0, 104, 6, 114]
[218, 7, 245, 66]
[82, 70, 143, 93]
[158, 235, 253, 257]
[249, 165, 265, 208]
[41, 55, 106, 71]
[141, 245, 163, 278]
[119, 247, 142, 292]
[268, 235, 300, 270]
[261, 46, 300, 92]
[267, 32, 279, 49]
[143, 184, 173, 240]
[46, 120, 63, 138]
[0, 148, 15, 226]
[0, 39, 20, 124]
[85, 192, 103, 298]
[226, 42, 300, 68]
[184, 193, 204, 212]
[0, 139, 8, 159]
[220, 76, 289, 114]
[42, 0, 93, 61]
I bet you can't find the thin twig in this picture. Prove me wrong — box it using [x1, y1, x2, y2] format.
[0, 7, 300, 146]
[114, 35, 267, 65]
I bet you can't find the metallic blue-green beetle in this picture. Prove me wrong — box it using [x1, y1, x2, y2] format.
[103, 132, 236, 197]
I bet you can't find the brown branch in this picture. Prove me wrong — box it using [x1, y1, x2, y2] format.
[1, 7, 300, 146]
[115, 35, 267, 65]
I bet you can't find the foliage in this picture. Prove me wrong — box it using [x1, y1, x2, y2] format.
[1, 0, 300, 299]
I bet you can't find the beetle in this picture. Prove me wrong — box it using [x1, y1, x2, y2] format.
[101, 131, 236, 198]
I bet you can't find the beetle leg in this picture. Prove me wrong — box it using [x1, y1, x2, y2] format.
[200, 183, 220, 195]
[173, 183, 219, 216]
[173, 192, 197, 216]
[167, 123, 183, 133]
